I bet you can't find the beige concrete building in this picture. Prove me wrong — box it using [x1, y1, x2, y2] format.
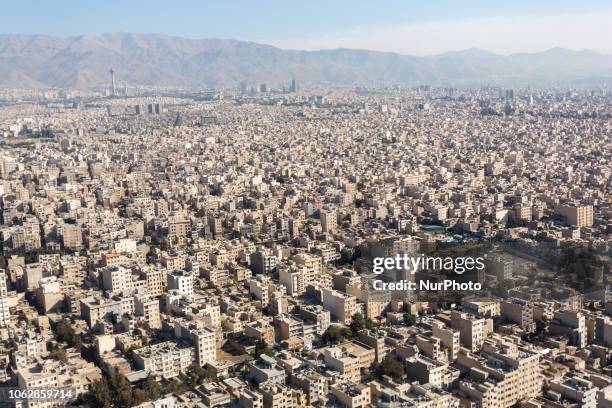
[462, 298, 501, 318]
[432, 320, 461, 361]
[133, 341, 196, 379]
[322, 342, 375, 383]
[405, 355, 447, 388]
[278, 265, 306, 296]
[331, 382, 371, 408]
[548, 310, 587, 348]
[61, 224, 83, 250]
[80, 294, 135, 328]
[322, 288, 357, 325]
[501, 298, 535, 332]
[457, 339, 542, 407]
[451, 311, 489, 352]
[173, 319, 216, 366]
[239, 389, 264, 408]
[320, 209, 337, 233]
[101, 266, 134, 293]
[144, 267, 165, 296]
[555, 204, 594, 227]
[547, 375, 597, 408]
[134, 293, 161, 329]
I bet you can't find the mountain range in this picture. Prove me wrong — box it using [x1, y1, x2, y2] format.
[1, 32, 611, 89]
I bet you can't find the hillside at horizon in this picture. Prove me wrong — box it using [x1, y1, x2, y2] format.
[1, 32, 612, 89]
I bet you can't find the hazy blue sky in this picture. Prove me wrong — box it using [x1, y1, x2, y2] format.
[1, 0, 611, 54]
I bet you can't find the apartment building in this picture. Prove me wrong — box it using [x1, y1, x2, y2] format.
[101, 266, 134, 293]
[322, 342, 375, 383]
[133, 341, 196, 379]
[451, 311, 489, 352]
[173, 319, 217, 366]
[134, 293, 161, 329]
[457, 339, 542, 407]
[166, 270, 193, 300]
[549, 310, 587, 348]
[555, 204, 594, 227]
[501, 298, 535, 332]
[331, 382, 371, 408]
[322, 288, 357, 325]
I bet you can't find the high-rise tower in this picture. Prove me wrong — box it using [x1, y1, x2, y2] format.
[0, 271, 10, 327]
[110, 67, 116, 96]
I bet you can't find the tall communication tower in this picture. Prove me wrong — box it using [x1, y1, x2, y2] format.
[110, 67, 116, 96]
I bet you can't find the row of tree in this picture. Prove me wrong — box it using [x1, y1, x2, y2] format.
[86, 373, 160, 408]
[320, 312, 416, 346]
[86, 364, 217, 408]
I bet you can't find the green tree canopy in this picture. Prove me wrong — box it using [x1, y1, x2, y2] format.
[375, 356, 405, 381]
[143, 374, 161, 400]
[403, 313, 416, 326]
[322, 325, 346, 345]
[184, 364, 217, 387]
[253, 340, 274, 358]
[86, 378, 112, 408]
[350, 313, 366, 335]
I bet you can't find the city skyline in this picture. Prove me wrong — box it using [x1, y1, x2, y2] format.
[0, 3, 610, 408]
[1, 82, 610, 408]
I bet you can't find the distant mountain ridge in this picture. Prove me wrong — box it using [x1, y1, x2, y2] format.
[0, 32, 611, 89]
